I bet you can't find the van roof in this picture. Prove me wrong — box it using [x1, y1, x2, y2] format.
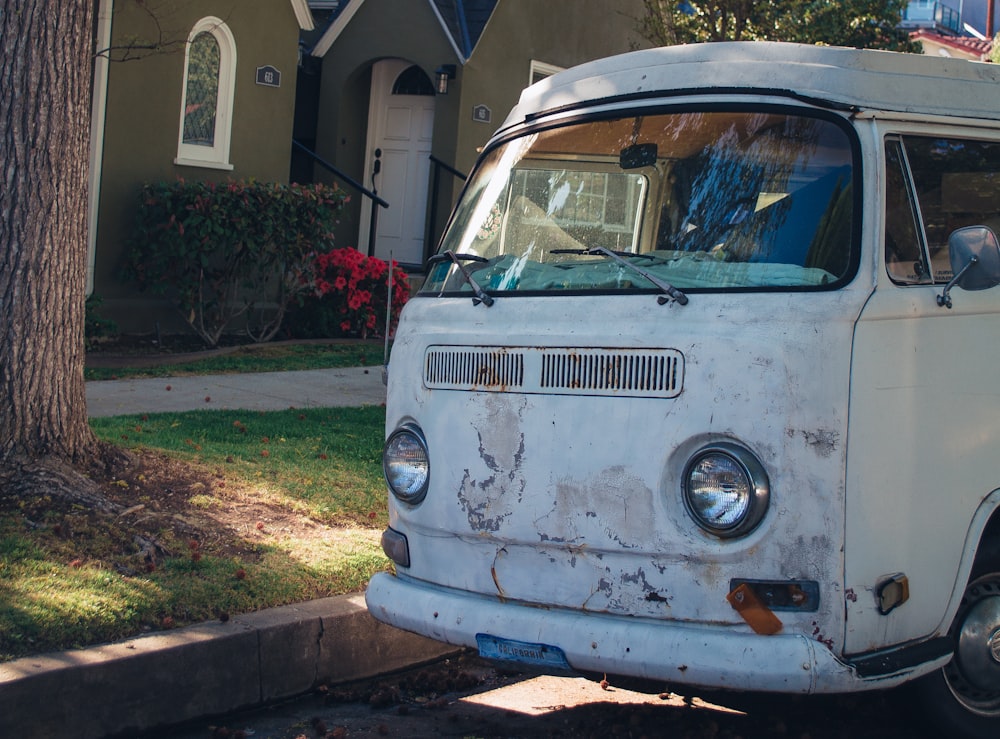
[501, 42, 1000, 132]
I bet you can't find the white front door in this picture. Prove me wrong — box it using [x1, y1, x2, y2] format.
[361, 59, 436, 266]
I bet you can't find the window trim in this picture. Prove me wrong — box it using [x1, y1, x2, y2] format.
[529, 60, 563, 86]
[884, 131, 1000, 286]
[884, 136, 933, 285]
[175, 16, 236, 171]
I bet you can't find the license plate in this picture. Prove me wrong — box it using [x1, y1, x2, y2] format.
[476, 633, 572, 671]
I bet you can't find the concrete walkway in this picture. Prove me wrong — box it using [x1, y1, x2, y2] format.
[0, 367, 458, 739]
[86, 365, 387, 417]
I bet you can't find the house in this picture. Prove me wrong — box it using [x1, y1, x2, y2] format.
[901, 0, 997, 59]
[300, 0, 650, 270]
[910, 27, 993, 58]
[88, 0, 648, 332]
[88, 0, 313, 333]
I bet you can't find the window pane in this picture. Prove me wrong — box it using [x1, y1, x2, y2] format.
[902, 136, 1000, 284]
[182, 33, 220, 147]
[423, 110, 856, 295]
[392, 65, 434, 96]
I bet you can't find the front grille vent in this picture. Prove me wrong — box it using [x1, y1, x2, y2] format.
[424, 346, 683, 398]
[424, 348, 525, 389]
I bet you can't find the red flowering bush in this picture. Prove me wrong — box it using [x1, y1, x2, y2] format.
[297, 248, 409, 338]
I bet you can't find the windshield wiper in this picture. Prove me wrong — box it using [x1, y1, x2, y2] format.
[550, 247, 688, 305]
[427, 250, 494, 306]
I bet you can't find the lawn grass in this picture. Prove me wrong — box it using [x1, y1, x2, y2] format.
[0, 406, 391, 661]
[85, 341, 387, 381]
[96, 407, 389, 524]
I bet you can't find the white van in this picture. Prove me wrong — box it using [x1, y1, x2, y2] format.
[366, 42, 1000, 736]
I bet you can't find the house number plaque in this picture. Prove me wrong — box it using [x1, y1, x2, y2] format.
[256, 66, 281, 88]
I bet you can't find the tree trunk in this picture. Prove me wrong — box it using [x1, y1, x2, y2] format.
[0, 0, 104, 491]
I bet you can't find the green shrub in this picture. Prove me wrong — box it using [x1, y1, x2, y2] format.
[123, 179, 347, 347]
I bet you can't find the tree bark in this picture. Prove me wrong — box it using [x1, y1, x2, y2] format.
[0, 1, 102, 488]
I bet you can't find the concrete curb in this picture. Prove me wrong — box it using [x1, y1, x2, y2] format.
[0, 594, 458, 739]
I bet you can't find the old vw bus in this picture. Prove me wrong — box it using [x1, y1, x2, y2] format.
[366, 42, 1000, 736]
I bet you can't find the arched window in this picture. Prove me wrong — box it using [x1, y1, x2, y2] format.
[175, 17, 236, 169]
[391, 65, 434, 96]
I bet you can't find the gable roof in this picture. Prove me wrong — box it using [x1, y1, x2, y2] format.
[310, 0, 498, 61]
[429, 0, 498, 59]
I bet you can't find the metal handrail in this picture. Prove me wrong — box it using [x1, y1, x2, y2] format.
[429, 154, 467, 183]
[426, 155, 468, 264]
[293, 139, 389, 257]
[292, 140, 389, 208]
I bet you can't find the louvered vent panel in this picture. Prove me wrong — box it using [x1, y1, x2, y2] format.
[425, 347, 525, 390]
[540, 350, 681, 396]
[424, 346, 683, 398]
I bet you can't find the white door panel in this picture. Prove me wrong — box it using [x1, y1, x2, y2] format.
[362, 59, 436, 265]
[845, 285, 1000, 654]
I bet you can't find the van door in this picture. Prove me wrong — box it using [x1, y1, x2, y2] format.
[845, 133, 1000, 655]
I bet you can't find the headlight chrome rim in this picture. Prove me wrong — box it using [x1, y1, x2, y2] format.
[383, 424, 430, 505]
[682, 442, 770, 538]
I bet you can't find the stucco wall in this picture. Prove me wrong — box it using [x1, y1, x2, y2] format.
[455, 0, 649, 171]
[94, 0, 301, 332]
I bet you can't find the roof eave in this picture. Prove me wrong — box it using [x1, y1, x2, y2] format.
[427, 0, 466, 63]
[311, 0, 366, 57]
[290, 0, 315, 31]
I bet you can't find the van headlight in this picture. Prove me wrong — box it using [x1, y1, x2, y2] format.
[383, 425, 430, 505]
[682, 443, 769, 538]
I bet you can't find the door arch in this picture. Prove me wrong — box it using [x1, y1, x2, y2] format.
[360, 59, 436, 266]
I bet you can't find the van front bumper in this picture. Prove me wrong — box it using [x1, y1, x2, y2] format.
[366, 572, 941, 694]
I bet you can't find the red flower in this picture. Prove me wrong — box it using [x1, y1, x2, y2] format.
[306, 247, 409, 337]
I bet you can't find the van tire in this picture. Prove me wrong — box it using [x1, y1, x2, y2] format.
[914, 538, 1000, 738]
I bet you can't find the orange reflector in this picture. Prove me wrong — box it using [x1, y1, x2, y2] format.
[727, 582, 783, 635]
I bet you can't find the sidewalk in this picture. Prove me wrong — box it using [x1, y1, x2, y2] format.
[86, 365, 387, 417]
[0, 367, 459, 739]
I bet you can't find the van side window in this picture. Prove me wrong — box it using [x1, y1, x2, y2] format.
[884, 139, 930, 285]
[893, 135, 1000, 284]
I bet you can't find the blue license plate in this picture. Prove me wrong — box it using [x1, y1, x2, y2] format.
[476, 633, 572, 671]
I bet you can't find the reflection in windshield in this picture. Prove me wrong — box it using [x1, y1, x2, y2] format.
[423, 110, 856, 296]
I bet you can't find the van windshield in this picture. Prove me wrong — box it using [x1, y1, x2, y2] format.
[422, 109, 857, 297]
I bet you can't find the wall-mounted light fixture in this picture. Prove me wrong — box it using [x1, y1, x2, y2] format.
[434, 64, 456, 94]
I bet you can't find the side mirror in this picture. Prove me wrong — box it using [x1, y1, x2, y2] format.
[936, 226, 1000, 309]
